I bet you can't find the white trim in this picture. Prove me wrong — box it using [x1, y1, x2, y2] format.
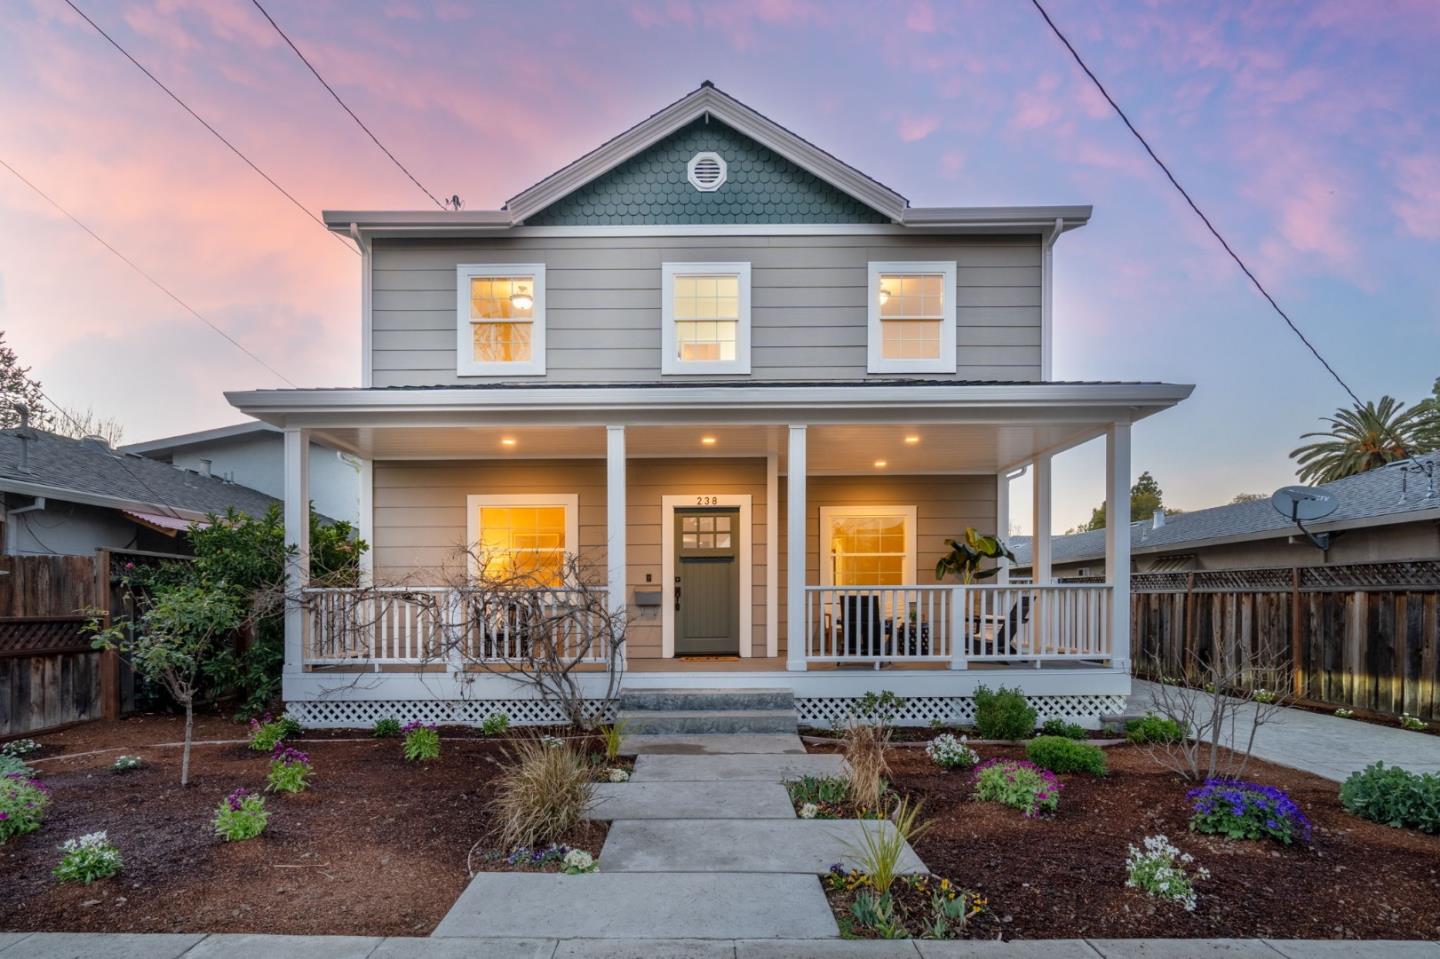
[994, 472, 1010, 585]
[605, 426, 627, 629]
[765, 453, 779, 659]
[357, 456, 374, 585]
[818, 505, 918, 588]
[455, 263, 547, 377]
[866, 261, 958, 375]
[660, 493, 753, 659]
[463, 493, 580, 580]
[283, 428, 310, 678]
[1041, 218, 1063, 381]
[1105, 422, 1132, 671]
[686, 151, 728, 192]
[661, 262, 752, 375]
[1031, 455, 1053, 585]
[354, 225, 374, 389]
[786, 425, 808, 671]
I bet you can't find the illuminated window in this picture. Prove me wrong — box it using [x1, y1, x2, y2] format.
[820, 506, 918, 588]
[456, 264, 546, 375]
[662, 262, 751, 374]
[867, 261, 956, 374]
[466, 494, 578, 587]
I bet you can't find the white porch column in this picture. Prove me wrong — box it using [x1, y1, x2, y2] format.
[355, 455, 374, 585]
[995, 471, 1011, 585]
[606, 426, 627, 668]
[1105, 422, 1132, 670]
[283, 428, 311, 679]
[1031, 454, 1053, 585]
[766, 452, 779, 659]
[785, 425, 808, 671]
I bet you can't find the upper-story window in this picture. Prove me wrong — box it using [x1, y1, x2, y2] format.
[866, 261, 957, 374]
[661, 262, 751, 375]
[456, 263, 546, 376]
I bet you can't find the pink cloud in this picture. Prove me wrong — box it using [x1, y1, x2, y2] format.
[897, 113, 940, 142]
[904, 2, 936, 34]
[1392, 154, 1440, 239]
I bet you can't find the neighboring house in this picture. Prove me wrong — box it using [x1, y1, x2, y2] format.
[123, 421, 361, 526]
[1012, 451, 1440, 579]
[0, 425, 283, 557]
[226, 83, 1193, 729]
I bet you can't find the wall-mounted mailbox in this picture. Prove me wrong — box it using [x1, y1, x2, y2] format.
[633, 589, 662, 607]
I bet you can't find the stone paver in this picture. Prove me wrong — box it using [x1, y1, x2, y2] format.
[0, 933, 206, 958]
[184, 934, 381, 959]
[600, 819, 925, 874]
[370, 938, 557, 959]
[623, 734, 808, 755]
[1132, 681, 1440, 781]
[917, 942, 1102, 958]
[432, 874, 838, 940]
[552, 939, 737, 958]
[1264, 943, 1440, 959]
[589, 781, 796, 820]
[1088, 940, 1285, 959]
[631, 753, 843, 782]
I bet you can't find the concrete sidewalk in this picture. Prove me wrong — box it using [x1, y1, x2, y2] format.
[1, 933, 1437, 958]
[1130, 680, 1440, 781]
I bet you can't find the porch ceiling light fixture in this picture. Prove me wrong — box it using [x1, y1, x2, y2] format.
[509, 284, 534, 311]
[873, 459, 888, 468]
[500, 437, 518, 447]
[701, 436, 718, 445]
[904, 435, 921, 444]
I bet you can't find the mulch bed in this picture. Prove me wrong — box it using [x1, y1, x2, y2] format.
[1, 712, 609, 936]
[806, 739, 1440, 940]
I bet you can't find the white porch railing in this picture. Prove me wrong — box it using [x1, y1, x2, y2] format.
[803, 583, 1113, 668]
[301, 587, 612, 666]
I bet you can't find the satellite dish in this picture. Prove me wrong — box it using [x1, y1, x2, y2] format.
[1270, 486, 1338, 522]
[1271, 485, 1338, 549]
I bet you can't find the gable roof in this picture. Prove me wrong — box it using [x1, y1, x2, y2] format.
[1012, 452, 1440, 567]
[0, 428, 282, 523]
[120, 421, 276, 458]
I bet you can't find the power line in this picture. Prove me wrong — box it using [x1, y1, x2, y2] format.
[60, 0, 354, 254]
[1027, 0, 1363, 408]
[0, 154, 299, 389]
[249, 0, 447, 210]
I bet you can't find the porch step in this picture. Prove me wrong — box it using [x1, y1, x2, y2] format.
[616, 708, 797, 735]
[619, 687, 795, 712]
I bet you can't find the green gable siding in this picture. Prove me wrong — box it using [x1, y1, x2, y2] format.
[523, 118, 891, 225]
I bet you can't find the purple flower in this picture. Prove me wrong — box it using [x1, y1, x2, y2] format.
[225, 787, 250, 811]
[271, 743, 310, 765]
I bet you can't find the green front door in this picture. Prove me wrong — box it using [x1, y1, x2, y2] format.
[674, 507, 740, 656]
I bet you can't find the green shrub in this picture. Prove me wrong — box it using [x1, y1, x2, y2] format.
[972, 685, 1036, 740]
[0, 773, 50, 842]
[53, 832, 123, 883]
[1039, 718, 1086, 740]
[1026, 736, 1108, 775]
[213, 788, 269, 842]
[110, 755, 143, 773]
[265, 745, 313, 794]
[249, 713, 301, 752]
[0, 754, 35, 778]
[481, 713, 511, 736]
[402, 722, 441, 762]
[1339, 762, 1440, 834]
[972, 759, 1061, 817]
[372, 718, 401, 738]
[786, 775, 849, 809]
[1126, 713, 1186, 744]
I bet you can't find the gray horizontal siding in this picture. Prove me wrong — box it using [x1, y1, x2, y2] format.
[371, 234, 1042, 386]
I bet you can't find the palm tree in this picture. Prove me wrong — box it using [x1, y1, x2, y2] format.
[1289, 396, 1424, 484]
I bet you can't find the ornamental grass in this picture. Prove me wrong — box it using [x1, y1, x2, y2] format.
[490, 734, 595, 851]
[843, 720, 891, 812]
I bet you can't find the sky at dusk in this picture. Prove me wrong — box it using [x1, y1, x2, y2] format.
[2, 0, 1438, 533]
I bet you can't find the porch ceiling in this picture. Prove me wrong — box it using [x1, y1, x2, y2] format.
[310, 421, 1116, 473]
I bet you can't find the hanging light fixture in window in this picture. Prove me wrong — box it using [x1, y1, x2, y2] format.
[509, 282, 534, 312]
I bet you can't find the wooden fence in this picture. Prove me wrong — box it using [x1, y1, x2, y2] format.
[1131, 560, 1440, 721]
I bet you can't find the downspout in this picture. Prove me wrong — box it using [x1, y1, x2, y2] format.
[1040, 217, 1064, 382]
[349, 223, 373, 389]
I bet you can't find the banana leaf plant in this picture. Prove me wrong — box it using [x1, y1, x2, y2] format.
[935, 528, 1016, 584]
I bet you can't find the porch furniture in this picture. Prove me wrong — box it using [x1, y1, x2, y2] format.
[972, 594, 1031, 658]
[841, 594, 883, 657]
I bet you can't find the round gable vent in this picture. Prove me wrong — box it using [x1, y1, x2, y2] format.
[686, 151, 727, 192]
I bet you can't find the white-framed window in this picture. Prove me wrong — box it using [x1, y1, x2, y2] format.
[819, 505, 918, 587]
[866, 261, 957, 374]
[465, 493, 579, 587]
[661, 262, 751, 375]
[456, 264, 546, 376]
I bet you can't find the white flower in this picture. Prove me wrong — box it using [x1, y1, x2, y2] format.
[607, 768, 630, 783]
[925, 733, 978, 769]
[563, 849, 595, 873]
[541, 735, 564, 749]
[799, 802, 818, 819]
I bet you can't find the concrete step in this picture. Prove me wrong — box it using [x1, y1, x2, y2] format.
[587, 781, 797, 820]
[619, 687, 796, 712]
[631, 753, 845, 783]
[616, 708, 797, 735]
[599, 819, 928, 875]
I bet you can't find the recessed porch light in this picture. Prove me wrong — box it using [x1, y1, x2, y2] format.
[500, 437, 517, 447]
[904, 435, 921, 445]
[874, 459, 887, 468]
[701, 436, 718, 445]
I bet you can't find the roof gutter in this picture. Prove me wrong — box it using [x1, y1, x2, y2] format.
[0, 478, 211, 523]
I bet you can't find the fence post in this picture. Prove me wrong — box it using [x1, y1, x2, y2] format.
[1290, 567, 1303, 698]
[1182, 572, 1195, 684]
[96, 549, 120, 722]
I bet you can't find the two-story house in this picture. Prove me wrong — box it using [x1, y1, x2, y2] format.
[227, 83, 1192, 730]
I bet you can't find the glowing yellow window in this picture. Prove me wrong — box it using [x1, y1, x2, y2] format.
[476, 505, 567, 586]
[878, 273, 944, 360]
[829, 515, 908, 587]
[470, 275, 535, 363]
[673, 273, 740, 362]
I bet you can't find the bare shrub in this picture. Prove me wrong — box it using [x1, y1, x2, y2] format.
[844, 720, 892, 812]
[489, 735, 595, 852]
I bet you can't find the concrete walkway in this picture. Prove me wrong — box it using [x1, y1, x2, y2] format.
[1130, 681, 1440, 781]
[1, 933, 1436, 958]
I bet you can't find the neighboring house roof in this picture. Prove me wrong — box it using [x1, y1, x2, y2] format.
[323, 83, 1092, 237]
[120, 421, 276, 457]
[1012, 452, 1440, 567]
[0, 428, 282, 523]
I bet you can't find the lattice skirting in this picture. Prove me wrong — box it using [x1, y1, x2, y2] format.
[285, 698, 617, 729]
[795, 694, 1129, 729]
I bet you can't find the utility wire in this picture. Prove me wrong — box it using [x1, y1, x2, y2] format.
[1028, 0, 1363, 408]
[60, 0, 354, 254]
[0, 154, 299, 389]
[249, 0, 446, 210]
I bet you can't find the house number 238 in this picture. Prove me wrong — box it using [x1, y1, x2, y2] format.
[695, 496, 719, 506]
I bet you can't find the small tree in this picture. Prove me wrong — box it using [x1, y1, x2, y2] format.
[92, 584, 247, 785]
[0, 331, 53, 431]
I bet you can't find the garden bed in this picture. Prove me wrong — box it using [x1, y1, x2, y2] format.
[805, 738, 1440, 940]
[0, 712, 609, 936]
